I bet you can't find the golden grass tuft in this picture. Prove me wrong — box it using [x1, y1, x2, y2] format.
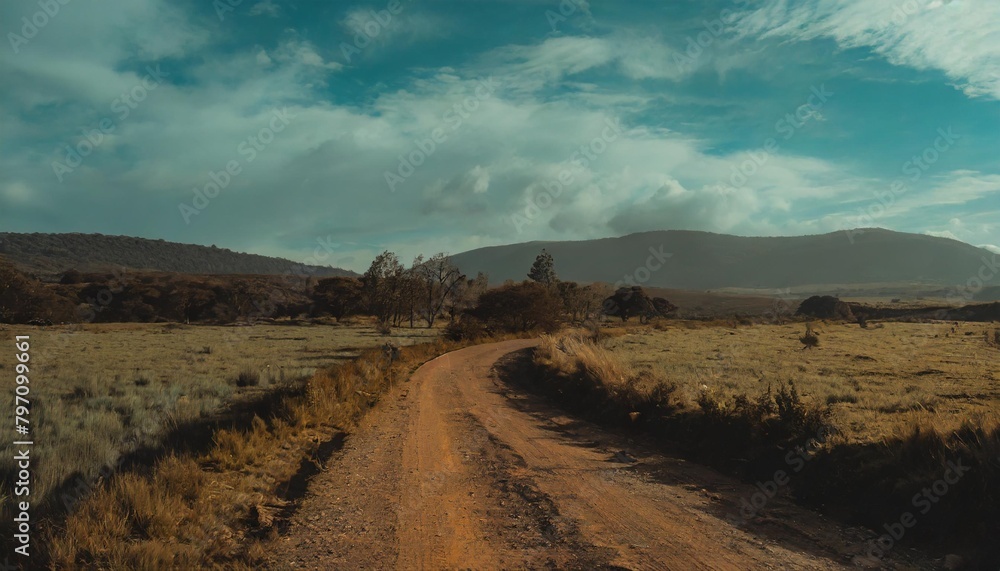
[537, 334, 635, 387]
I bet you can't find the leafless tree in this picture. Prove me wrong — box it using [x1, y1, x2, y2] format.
[412, 253, 466, 328]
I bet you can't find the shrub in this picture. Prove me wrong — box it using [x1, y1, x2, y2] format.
[601, 286, 676, 323]
[235, 368, 260, 387]
[582, 318, 604, 343]
[471, 281, 561, 334]
[826, 392, 859, 405]
[312, 277, 362, 321]
[799, 323, 819, 349]
[0, 257, 77, 323]
[987, 328, 1000, 348]
[444, 316, 486, 341]
[796, 295, 853, 320]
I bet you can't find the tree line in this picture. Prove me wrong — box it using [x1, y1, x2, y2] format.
[0, 249, 679, 328]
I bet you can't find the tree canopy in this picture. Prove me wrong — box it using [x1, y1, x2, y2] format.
[527, 249, 557, 285]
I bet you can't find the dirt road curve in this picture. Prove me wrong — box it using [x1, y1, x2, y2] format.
[271, 340, 934, 570]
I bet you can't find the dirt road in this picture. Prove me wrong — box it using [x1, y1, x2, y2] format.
[271, 340, 935, 570]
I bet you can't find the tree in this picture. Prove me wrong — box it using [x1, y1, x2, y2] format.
[581, 283, 613, 321]
[649, 296, 678, 319]
[557, 281, 584, 321]
[396, 262, 423, 327]
[527, 249, 557, 286]
[412, 253, 466, 328]
[361, 251, 405, 325]
[449, 271, 489, 319]
[229, 279, 262, 321]
[602, 286, 676, 323]
[558, 281, 607, 322]
[471, 282, 561, 333]
[312, 277, 362, 321]
[0, 257, 76, 324]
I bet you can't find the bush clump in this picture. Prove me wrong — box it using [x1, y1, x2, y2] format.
[469, 281, 562, 334]
[444, 316, 486, 342]
[796, 295, 854, 320]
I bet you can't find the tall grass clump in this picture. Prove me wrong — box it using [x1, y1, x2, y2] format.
[530, 334, 828, 469]
[690, 380, 832, 474]
[532, 334, 677, 427]
[796, 417, 1000, 567]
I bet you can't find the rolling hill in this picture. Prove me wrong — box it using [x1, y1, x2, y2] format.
[451, 229, 998, 294]
[0, 233, 356, 278]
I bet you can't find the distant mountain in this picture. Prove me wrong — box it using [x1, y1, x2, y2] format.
[451, 229, 997, 292]
[0, 233, 356, 278]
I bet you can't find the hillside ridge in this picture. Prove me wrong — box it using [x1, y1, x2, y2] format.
[0, 232, 356, 278]
[452, 228, 997, 293]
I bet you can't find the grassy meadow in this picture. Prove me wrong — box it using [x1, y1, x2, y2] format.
[0, 320, 439, 515]
[605, 320, 1000, 443]
[5, 313, 998, 566]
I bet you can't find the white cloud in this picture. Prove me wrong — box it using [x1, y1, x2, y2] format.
[866, 171, 1000, 220]
[2, 0, 996, 271]
[338, 6, 449, 59]
[2, 182, 34, 204]
[925, 229, 961, 241]
[921, 215, 1000, 253]
[273, 39, 343, 71]
[469, 166, 491, 194]
[249, 0, 280, 17]
[0, 29, 870, 271]
[736, 0, 1000, 100]
[485, 35, 694, 93]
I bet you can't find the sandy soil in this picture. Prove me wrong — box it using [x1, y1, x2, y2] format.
[269, 339, 938, 570]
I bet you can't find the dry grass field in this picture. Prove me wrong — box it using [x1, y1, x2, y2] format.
[532, 321, 1000, 565]
[0, 321, 439, 512]
[605, 320, 1000, 444]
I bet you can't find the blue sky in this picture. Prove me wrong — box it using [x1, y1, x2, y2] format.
[1, 0, 998, 272]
